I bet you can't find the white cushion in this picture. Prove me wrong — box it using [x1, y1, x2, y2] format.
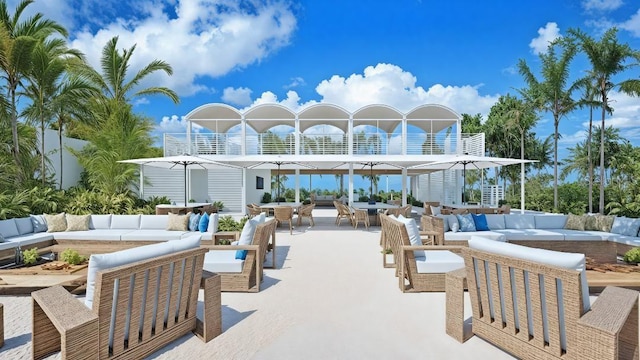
[109, 215, 141, 229]
[552, 229, 606, 241]
[610, 217, 640, 237]
[52, 230, 130, 241]
[15, 233, 54, 246]
[445, 214, 459, 232]
[485, 215, 505, 230]
[396, 215, 424, 258]
[202, 250, 244, 273]
[85, 235, 201, 308]
[207, 213, 219, 233]
[430, 205, 441, 216]
[534, 215, 568, 229]
[30, 215, 48, 233]
[414, 250, 464, 273]
[504, 214, 536, 229]
[238, 214, 264, 246]
[89, 215, 112, 230]
[139, 215, 169, 230]
[0, 219, 19, 239]
[445, 231, 507, 242]
[14, 217, 34, 235]
[120, 230, 189, 241]
[494, 229, 565, 241]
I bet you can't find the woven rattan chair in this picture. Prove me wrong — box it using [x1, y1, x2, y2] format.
[423, 201, 440, 215]
[296, 203, 315, 227]
[246, 204, 262, 218]
[274, 206, 294, 235]
[334, 201, 353, 226]
[445, 239, 640, 359]
[350, 206, 370, 230]
[31, 247, 221, 359]
[380, 213, 463, 291]
[497, 204, 511, 214]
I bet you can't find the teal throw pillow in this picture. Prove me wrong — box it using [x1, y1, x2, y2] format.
[235, 249, 248, 260]
[456, 213, 476, 232]
[198, 212, 210, 232]
[472, 213, 490, 231]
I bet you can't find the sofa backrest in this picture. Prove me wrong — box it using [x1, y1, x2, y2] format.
[0, 218, 20, 239]
[504, 214, 536, 229]
[14, 217, 34, 235]
[534, 214, 568, 229]
[110, 214, 141, 229]
[89, 214, 112, 230]
[139, 214, 169, 230]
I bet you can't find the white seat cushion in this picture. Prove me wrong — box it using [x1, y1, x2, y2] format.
[414, 250, 464, 273]
[52, 230, 131, 241]
[552, 229, 605, 241]
[202, 250, 244, 273]
[15, 233, 54, 246]
[120, 230, 188, 241]
[494, 229, 565, 241]
[444, 231, 507, 242]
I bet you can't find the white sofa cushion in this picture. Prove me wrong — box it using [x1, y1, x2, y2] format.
[552, 229, 605, 241]
[485, 215, 505, 230]
[238, 213, 265, 246]
[110, 215, 141, 229]
[12, 233, 54, 246]
[202, 250, 244, 273]
[89, 215, 112, 230]
[85, 234, 201, 308]
[444, 231, 507, 242]
[610, 217, 640, 237]
[208, 213, 219, 233]
[504, 214, 536, 229]
[14, 217, 34, 235]
[139, 215, 169, 230]
[414, 250, 464, 273]
[494, 229, 565, 241]
[120, 230, 189, 241]
[0, 219, 19, 239]
[534, 214, 568, 229]
[51, 229, 131, 241]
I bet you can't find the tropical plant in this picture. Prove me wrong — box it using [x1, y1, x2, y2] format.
[568, 27, 640, 214]
[22, 247, 38, 265]
[623, 248, 640, 264]
[60, 248, 86, 265]
[518, 39, 579, 210]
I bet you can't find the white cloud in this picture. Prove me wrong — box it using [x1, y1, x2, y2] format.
[157, 114, 190, 133]
[37, 0, 298, 97]
[582, 0, 624, 11]
[529, 22, 562, 55]
[222, 87, 252, 107]
[284, 77, 306, 89]
[620, 9, 640, 37]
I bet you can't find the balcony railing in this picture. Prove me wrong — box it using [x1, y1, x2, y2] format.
[164, 132, 485, 156]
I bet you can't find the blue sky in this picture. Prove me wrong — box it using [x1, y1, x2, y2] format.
[16, 0, 640, 192]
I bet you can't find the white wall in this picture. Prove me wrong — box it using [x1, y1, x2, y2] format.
[246, 169, 271, 205]
[40, 128, 86, 189]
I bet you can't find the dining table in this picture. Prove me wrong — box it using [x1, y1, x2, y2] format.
[258, 202, 303, 216]
[351, 202, 401, 226]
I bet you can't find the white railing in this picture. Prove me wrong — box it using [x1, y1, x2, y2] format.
[164, 131, 486, 156]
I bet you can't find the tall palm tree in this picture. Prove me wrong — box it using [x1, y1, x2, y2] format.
[568, 27, 640, 214]
[505, 95, 537, 212]
[0, 0, 67, 184]
[21, 38, 87, 186]
[518, 39, 579, 210]
[530, 134, 554, 175]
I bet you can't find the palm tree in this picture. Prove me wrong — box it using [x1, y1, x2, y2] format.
[530, 135, 553, 175]
[0, 0, 67, 184]
[518, 39, 579, 210]
[575, 78, 602, 213]
[568, 27, 640, 214]
[21, 38, 88, 186]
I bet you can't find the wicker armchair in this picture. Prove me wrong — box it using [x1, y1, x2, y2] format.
[296, 203, 315, 227]
[334, 201, 353, 226]
[246, 204, 262, 218]
[274, 206, 294, 235]
[350, 206, 370, 230]
[446, 238, 639, 360]
[497, 204, 511, 214]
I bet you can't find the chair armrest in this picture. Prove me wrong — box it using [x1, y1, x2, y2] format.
[201, 244, 259, 251]
[401, 245, 464, 253]
[196, 271, 222, 342]
[576, 286, 639, 360]
[445, 268, 472, 343]
[32, 285, 96, 331]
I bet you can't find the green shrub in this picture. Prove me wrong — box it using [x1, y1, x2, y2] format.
[22, 247, 39, 265]
[623, 248, 640, 264]
[261, 192, 272, 203]
[60, 249, 87, 265]
[212, 201, 224, 211]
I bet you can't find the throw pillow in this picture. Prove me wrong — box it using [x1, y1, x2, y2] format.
[565, 213, 586, 231]
[472, 213, 490, 231]
[0, 233, 4, 242]
[30, 215, 48, 233]
[44, 212, 67, 232]
[456, 213, 476, 232]
[198, 212, 210, 232]
[166, 212, 190, 231]
[583, 215, 599, 231]
[430, 205, 441, 216]
[236, 216, 263, 260]
[597, 215, 615, 233]
[65, 214, 91, 231]
[188, 213, 201, 232]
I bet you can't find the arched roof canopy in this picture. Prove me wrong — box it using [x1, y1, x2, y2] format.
[298, 103, 350, 133]
[185, 103, 242, 133]
[244, 104, 296, 133]
[352, 105, 403, 134]
[406, 104, 460, 133]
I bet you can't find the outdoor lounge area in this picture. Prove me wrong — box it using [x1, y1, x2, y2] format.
[0, 208, 639, 359]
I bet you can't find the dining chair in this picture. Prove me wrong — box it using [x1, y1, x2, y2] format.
[296, 203, 315, 227]
[350, 206, 370, 230]
[274, 206, 294, 235]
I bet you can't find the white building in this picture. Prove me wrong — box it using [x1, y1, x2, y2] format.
[142, 103, 490, 213]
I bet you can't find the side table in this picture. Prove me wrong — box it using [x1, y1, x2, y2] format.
[213, 231, 240, 245]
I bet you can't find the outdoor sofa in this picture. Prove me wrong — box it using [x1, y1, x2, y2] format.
[310, 194, 336, 207]
[422, 213, 640, 263]
[0, 212, 222, 260]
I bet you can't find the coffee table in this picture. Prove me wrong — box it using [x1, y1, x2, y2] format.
[587, 270, 640, 292]
[0, 262, 87, 295]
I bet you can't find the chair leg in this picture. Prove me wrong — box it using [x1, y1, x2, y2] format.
[310, 216, 314, 226]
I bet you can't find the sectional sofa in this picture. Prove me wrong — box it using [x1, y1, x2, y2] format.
[423, 213, 640, 263]
[0, 213, 220, 260]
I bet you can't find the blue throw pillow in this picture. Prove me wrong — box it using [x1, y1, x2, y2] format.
[472, 213, 490, 231]
[189, 213, 201, 232]
[235, 250, 248, 260]
[198, 212, 210, 232]
[456, 213, 476, 232]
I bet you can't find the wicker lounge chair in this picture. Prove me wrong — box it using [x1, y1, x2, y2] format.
[296, 203, 315, 227]
[202, 218, 277, 292]
[446, 237, 639, 359]
[380, 214, 464, 291]
[32, 247, 220, 360]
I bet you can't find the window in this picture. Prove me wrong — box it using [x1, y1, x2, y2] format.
[256, 176, 264, 189]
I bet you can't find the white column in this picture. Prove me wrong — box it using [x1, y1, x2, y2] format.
[401, 168, 407, 206]
[520, 162, 525, 214]
[348, 164, 354, 205]
[295, 169, 300, 203]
